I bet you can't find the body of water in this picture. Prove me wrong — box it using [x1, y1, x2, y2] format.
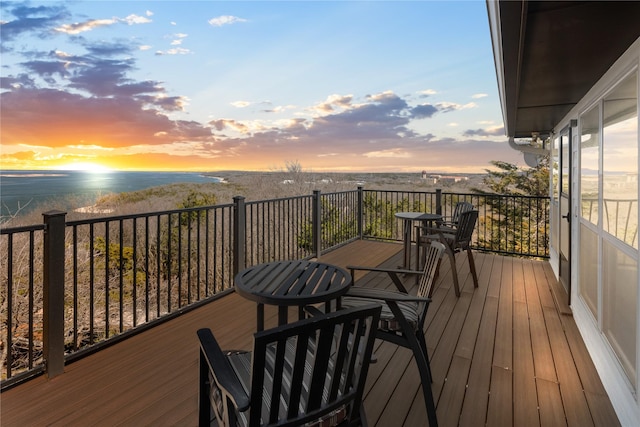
[0, 170, 222, 219]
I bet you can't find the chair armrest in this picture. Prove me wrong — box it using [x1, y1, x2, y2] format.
[197, 328, 250, 411]
[415, 225, 454, 241]
[347, 287, 431, 303]
[346, 265, 421, 294]
[346, 265, 422, 276]
[415, 224, 444, 234]
[303, 304, 325, 317]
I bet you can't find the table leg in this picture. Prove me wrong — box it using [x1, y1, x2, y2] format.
[403, 219, 411, 269]
[257, 303, 264, 332]
[278, 306, 288, 326]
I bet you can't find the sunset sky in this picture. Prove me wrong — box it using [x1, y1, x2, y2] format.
[0, 0, 522, 173]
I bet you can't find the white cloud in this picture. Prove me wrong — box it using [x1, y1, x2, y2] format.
[54, 14, 151, 34]
[472, 93, 488, 99]
[364, 148, 411, 159]
[208, 15, 248, 27]
[155, 47, 191, 55]
[67, 144, 113, 151]
[231, 101, 251, 108]
[419, 89, 437, 96]
[310, 94, 354, 114]
[266, 105, 296, 113]
[122, 14, 152, 25]
[55, 18, 117, 34]
[437, 101, 478, 112]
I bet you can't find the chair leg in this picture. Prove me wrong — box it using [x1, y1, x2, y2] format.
[198, 352, 212, 427]
[410, 341, 438, 427]
[415, 240, 424, 271]
[358, 403, 369, 427]
[466, 247, 478, 288]
[417, 332, 432, 383]
[446, 249, 461, 297]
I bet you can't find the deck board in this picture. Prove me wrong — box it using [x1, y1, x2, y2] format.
[1, 240, 620, 426]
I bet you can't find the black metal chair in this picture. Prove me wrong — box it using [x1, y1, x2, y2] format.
[339, 240, 446, 427]
[197, 304, 382, 427]
[417, 209, 479, 297]
[435, 201, 474, 233]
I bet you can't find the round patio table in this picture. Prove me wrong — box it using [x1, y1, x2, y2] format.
[235, 260, 352, 331]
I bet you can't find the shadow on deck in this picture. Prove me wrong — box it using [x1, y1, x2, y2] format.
[1, 240, 619, 426]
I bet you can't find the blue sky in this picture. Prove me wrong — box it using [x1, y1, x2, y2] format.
[0, 0, 522, 172]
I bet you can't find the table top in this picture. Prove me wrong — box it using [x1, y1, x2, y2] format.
[234, 260, 352, 306]
[395, 212, 442, 221]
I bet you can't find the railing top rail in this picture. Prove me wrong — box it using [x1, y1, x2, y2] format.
[244, 194, 314, 206]
[361, 189, 438, 195]
[1, 223, 45, 234]
[65, 202, 235, 227]
[359, 188, 550, 200]
[441, 191, 549, 200]
[321, 190, 357, 197]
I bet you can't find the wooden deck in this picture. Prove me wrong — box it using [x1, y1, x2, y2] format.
[1, 240, 620, 426]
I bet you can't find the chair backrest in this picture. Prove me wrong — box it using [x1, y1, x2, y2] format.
[417, 240, 446, 298]
[248, 304, 381, 427]
[454, 210, 478, 247]
[451, 201, 474, 223]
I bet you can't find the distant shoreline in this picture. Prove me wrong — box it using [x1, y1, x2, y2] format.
[2, 169, 488, 221]
[1, 170, 225, 219]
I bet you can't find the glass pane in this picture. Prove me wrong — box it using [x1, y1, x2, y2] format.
[552, 136, 560, 202]
[561, 134, 570, 195]
[579, 224, 598, 319]
[580, 105, 600, 225]
[603, 72, 638, 248]
[551, 136, 560, 252]
[603, 240, 637, 389]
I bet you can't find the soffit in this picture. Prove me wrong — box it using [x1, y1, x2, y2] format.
[492, 1, 640, 138]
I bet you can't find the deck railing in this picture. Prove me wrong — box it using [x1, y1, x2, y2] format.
[360, 190, 549, 258]
[1, 188, 548, 388]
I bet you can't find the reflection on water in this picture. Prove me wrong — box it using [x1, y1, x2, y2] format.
[0, 170, 220, 219]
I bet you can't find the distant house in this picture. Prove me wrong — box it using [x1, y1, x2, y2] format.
[427, 174, 468, 184]
[488, 1, 640, 424]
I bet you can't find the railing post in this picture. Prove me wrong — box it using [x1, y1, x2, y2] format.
[233, 196, 246, 276]
[43, 210, 66, 378]
[435, 189, 442, 215]
[313, 190, 322, 258]
[357, 186, 363, 239]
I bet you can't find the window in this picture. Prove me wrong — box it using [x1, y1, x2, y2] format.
[579, 70, 639, 390]
[580, 105, 600, 225]
[603, 239, 638, 387]
[603, 71, 638, 248]
[552, 136, 560, 202]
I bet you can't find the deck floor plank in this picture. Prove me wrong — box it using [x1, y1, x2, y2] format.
[486, 366, 514, 426]
[1, 240, 620, 426]
[458, 295, 499, 426]
[513, 300, 540, 426]
[436, 355, 472, 426]
[524, 260, 557, 383]
[536, 378, 566, 427]
[542, 306, 594, 427]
